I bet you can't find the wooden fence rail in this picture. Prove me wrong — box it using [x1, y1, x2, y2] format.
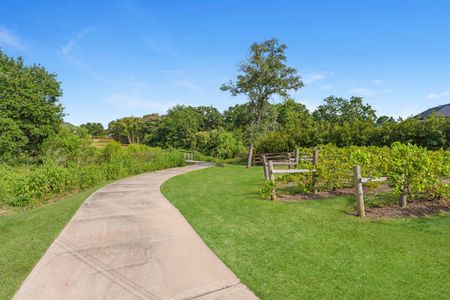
[253, 150, 300, 166]
[263, 148, 319, 200]
[180, 151, 194, 161]
[353, 165, 389, 218]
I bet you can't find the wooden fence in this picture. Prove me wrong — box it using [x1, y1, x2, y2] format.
[263, 148, 319, 200]
[351, 165, 449, 218]
[180, 150, 194, 161]
[253, 150, 299, 166]
[352, 165, 389, 218]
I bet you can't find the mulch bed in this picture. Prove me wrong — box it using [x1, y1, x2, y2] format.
[365, 200, 449, 218]
[278, 184, 390, 202]
[277, 185, 449, 218]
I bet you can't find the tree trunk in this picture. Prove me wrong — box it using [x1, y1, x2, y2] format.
[399, 192, 407, 208]
[246, 143, 254, 168]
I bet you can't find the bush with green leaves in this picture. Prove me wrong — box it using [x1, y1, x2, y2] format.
[269, 144, 449, 205]
[0, 143, 185, 208]
[193, 129, 246, 159]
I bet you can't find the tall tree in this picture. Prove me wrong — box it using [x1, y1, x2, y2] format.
[195, 106, 223, 131]
[153, 105, 202, 148]
[108, 117, 145, 144]
[80, 122, 105, 138]
[313, 96, 376, 123]
[223, 103, 252, 131]
[0, 50, 63, 159]
[221, 39, 303, 167]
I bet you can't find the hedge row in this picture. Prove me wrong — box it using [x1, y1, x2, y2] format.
[278, 143, 450, 201]
[0, 144, 185, 208]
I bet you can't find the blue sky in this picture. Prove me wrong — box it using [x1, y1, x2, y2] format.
[0, 0, 449, 126]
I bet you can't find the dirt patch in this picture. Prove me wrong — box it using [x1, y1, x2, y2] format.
[277, 185, 449, 219]
[365, 200, 449, 218]
[279, 189, 353, 201]
[278, 184, 390, 202]
[0, 208, 12, 216]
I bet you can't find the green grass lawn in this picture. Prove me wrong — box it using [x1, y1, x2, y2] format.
[0, 184, 105, 299]
[161, 165, 450, 300]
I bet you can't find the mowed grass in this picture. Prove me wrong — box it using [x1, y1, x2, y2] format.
[0, 184, 105, 299]
[161, 165, 450, 299]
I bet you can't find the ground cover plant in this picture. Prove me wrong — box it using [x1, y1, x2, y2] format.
[0, 142, 185, 208]
[161, 165, 450, 299]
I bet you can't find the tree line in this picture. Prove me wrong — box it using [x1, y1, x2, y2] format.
[1, 40, 449, 167]
[87, 97, 450, 159]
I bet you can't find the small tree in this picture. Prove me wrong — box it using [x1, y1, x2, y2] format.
[388, 142, 435, 207]
[221, 39, 303, 167]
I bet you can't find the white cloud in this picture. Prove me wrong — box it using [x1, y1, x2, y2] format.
[61, 28, 91, 55]
[0, 27, 26, 50]
[320, 85, 333, 91]
[425, 91, 449, 100]
[303, 72, 327, 84]
[349, 88, 376, 96]
[371, 79, 384, 86]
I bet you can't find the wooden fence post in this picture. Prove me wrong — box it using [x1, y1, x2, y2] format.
[287, 153, 292, 169]
[312, 147, 319, 193]
[295, 149, 299, 165]
[262, 155, 269, 180]
[268, 160, 276, 200]
[353, 165, 365, 218]
[313, 147, 319, 165]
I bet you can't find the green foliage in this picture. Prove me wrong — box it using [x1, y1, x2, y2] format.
[277, 144, 449, 204]
[195, 106, 223, 130]
[80, 122, 105, 138]
[387, 142, 435, 198]
[259, 180, 276, 199]
[41, 127, 97, 166]
[0, 117, 28, 164]
[221, 38, 303, 165]
[108, 116, 145, 144]
[0, 143, 185, 208]
[152, 105, 203, 149]
[0, 50, 63, 158]
[256, 131, 292, 153]
[313, 96, 376, 123]
[223, 103, 251, 131]
[193, 129, 246, 159]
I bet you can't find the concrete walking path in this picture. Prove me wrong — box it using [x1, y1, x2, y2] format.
[14, 163, 257, 300]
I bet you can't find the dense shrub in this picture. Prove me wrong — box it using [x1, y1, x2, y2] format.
[193, 129, 246, 159]
[0, 144, 185, 208]
[41, 127, 97, 166]
[276, 144, 450, 204]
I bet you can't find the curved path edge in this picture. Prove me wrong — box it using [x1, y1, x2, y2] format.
[14, 163, 258, 300]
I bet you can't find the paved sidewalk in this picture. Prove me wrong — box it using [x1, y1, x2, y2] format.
[14, 163, 257, 300]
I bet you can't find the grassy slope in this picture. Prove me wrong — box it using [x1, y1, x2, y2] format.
[161, 165, 450, 300]
[0, 184, 105, 299]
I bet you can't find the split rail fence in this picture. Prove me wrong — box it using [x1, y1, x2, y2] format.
[262, 148, 319, 200]
[180, 150, 194, 162]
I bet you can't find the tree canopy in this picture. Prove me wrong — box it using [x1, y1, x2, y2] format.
[0, 50, 63, 161]
[221, 39, 303, 166]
